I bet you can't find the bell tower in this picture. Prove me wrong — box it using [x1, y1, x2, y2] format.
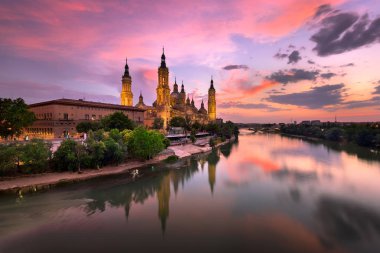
[208, 77, 216, 121]
[156, 47, 171, 129]
[121, 58, 133, 106]
[156, 48, 170, 107]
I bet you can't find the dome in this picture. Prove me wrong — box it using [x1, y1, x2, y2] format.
[171, 91, 179, 97]
[198, 107, 207, 114]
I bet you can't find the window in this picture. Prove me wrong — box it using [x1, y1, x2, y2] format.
[63, 113, 68, 120]
[85, 114, 89, 120]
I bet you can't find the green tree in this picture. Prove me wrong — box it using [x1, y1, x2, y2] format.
[0, 144, 18, 175]
[206, 123, 220, 136]
[85, 133, 106, 169]
[0, 98, 35, 139]
[153, 117, 164, 130]
[169, 116, 186, 128]
[52, 139, 80, 171]
[128, 127, 165, 160]
[19, 139, 51, 173]
[191, 121, 202, 131]
[101, 112, 135, 131]
[76, 121, 101, 133]
[103, 138, 124, 164]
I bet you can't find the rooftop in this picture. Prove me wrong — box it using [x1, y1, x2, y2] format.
[28, 98, 145, 112]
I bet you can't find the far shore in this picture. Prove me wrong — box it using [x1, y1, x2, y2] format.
[0, 138, 233, 195]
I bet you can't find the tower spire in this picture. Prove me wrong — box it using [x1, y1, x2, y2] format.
[160, 48, 166, 68]
[123, 57, 130, 78]
[210, 76, 214, 89]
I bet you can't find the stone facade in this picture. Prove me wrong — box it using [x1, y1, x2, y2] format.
[26, 99, 144, 139]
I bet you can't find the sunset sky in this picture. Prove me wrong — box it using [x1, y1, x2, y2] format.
[1, 0, 380, 123]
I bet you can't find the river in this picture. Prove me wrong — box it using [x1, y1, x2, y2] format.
[1, 130, 380, 253]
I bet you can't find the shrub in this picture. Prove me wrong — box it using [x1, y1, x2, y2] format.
[164, 155, 179, 163]
[163, 137, 171, 148]
[19, 139, 51, 173]
[209, 138, 216, 148]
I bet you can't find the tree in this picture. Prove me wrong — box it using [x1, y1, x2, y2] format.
[0, 144, 18, 175]
[19, 139, 51, 173]
[0, 98, 35, 139]
[101, 112, 135, 131]
[52, 139, 80, 171]
[76, 121, 101, 133]
[127, 127, 165, 160]
[324, 127, 344, 142]
[103, 138, 124, 164]
[355, 128, 375, 147]
[169, 116, 186, 128]
[153, 117, 164, 130]
[206, 123, 220, 136]
[191, 121, 201, 131]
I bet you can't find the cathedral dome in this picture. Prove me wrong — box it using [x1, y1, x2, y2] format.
[198, 107, 207, 114]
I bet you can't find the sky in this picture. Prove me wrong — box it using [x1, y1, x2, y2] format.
[1, 0, 380, 123]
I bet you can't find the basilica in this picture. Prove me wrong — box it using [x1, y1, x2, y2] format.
[120, 49, 216, 128]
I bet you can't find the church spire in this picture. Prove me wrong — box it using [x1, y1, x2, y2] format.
[210, 76, 214, 89]
[160, 47, 166, 68]
[180, 80, 185, 93]
[123, 57, 130, 78]
[173, 76, 178, 92]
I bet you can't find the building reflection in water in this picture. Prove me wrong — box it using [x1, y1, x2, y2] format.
[84, 141, 233, 233]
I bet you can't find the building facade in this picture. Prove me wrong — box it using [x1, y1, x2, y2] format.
[124, 49, 217, 128]
[26, 99, 144, 139]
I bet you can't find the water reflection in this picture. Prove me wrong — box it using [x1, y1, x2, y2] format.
[1, 133, 380, 253]
[84, 157, 205, 233]
[316, 195, 380, 245]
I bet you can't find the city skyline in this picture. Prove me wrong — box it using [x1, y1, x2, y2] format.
[1, 0, 380, 123]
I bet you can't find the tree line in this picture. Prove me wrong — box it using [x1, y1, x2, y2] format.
[280, 123, 380, 148]
[0, 111, 169, 176]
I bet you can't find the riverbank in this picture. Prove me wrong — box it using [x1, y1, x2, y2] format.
[0, 138, 233, 195]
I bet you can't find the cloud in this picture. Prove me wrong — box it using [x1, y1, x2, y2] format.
[320, 72, 336, 79]
[266, 84, 345, 109]
[223, 65, 249, 70]
[311, 10, 380, 56]
[287, 50, 302, 64]
[340, 63, 355, 67]
[313, 4, 333, 19]
[374, 83, 380, 94]
[274, 52, 288, 59]
[219, 101, 281, 111]
[307, 60, 316, 64]
[267, 69, 319, 84]
[343, 96, 380, 109]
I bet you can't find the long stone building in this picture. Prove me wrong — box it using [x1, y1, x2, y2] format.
[26, 99, 144, 139]
[121, 49, 217, 128]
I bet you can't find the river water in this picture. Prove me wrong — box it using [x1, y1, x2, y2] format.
[1, 131, 380, 253]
